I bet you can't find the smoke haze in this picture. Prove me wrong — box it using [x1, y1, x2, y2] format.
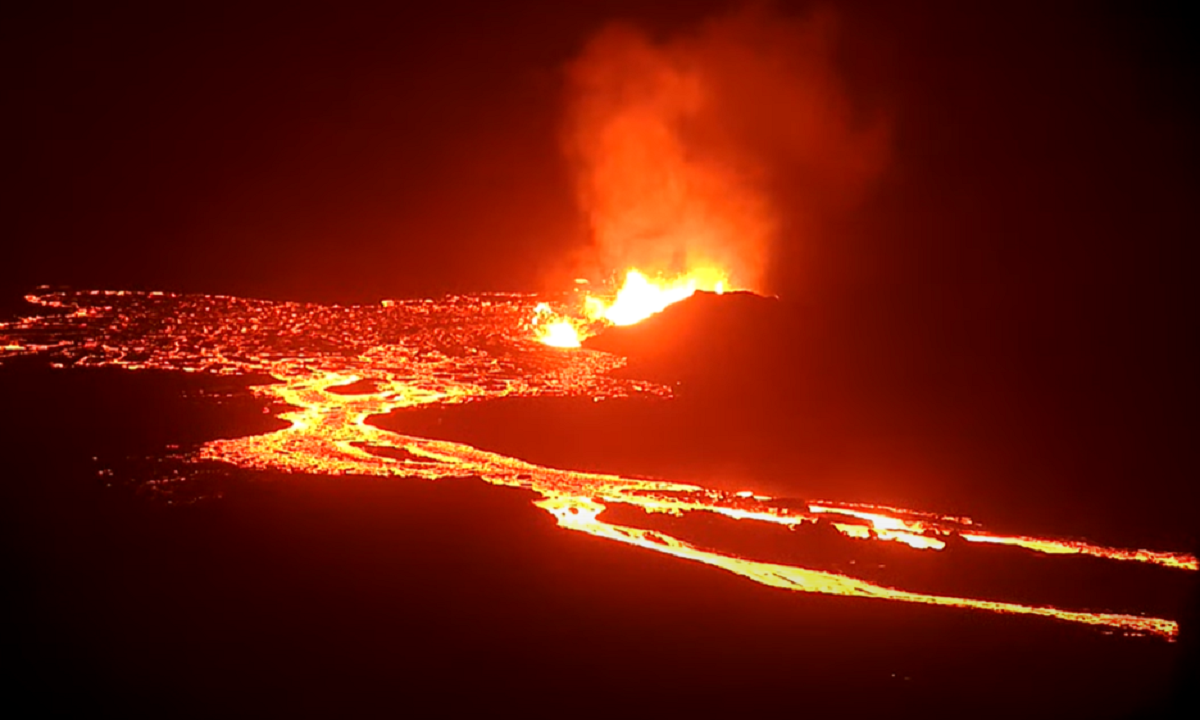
[562, 3, 888, 291]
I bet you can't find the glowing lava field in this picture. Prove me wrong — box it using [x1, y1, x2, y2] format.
[2, 288, 1193, 640]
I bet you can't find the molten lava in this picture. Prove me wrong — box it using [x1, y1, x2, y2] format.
[530, 303, 583, 348]
[1, 289, 1194, 641]
[589, 269, 727, 326]
[532, 268, 729, 347]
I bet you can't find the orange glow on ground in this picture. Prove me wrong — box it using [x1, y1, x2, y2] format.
[1, 289, 1193, 641]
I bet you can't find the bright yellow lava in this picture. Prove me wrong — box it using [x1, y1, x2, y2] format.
[530, 303, 583, 348]
[532, 269, 729, 348]
[1, 289, 1193, 641]
[590, 268, 727, 326]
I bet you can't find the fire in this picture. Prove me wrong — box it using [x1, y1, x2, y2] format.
[588, 269, 727, 326]
[537, 321, 583, 349]
[533, 268, 729, 347]
[530, 303, 583, 348]
[2, 288, 1195, 640]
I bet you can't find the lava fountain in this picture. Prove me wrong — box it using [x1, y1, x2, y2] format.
[531, 268, 730, 348]
[1, 289, 1193, 642]
[1, 4, 1189, 647]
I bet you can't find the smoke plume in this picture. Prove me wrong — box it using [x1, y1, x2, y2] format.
[562, 3, 887, 291]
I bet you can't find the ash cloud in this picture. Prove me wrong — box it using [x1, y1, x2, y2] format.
[562, 2, 887, 291]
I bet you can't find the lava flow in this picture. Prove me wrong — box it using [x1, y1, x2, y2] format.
[1, 289, 1194, 640]
[531, 268, 729, 348]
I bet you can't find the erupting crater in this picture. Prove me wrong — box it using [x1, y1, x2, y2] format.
[530, 268, 730, 348]
[1, 288, 1193, 640]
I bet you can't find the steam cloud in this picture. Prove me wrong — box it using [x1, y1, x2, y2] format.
[563, 3, 887, 291]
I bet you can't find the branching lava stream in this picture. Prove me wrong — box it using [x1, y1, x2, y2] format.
[2, 289, 1193, 640]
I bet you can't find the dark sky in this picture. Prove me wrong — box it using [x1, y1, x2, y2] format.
[5, 0, 1193, 302]
[5, 2, 1197, 505]
[3, 5, 1198, 707]
[4, 1, 730, 300]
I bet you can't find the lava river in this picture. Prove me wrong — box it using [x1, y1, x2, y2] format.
[1, 289, 1193, 640]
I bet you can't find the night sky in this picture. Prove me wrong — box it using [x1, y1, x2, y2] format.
[8, 0, 1196, 516]
[5, 2, 1193, 297]
[4, 2, 1199, 712]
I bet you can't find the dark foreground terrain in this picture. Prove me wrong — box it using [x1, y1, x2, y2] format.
[386, 291, 1200, 554]
[3, 363, 1196, 718]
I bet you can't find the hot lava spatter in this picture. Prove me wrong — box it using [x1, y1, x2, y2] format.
[531, 268, 729, 347]
[2, 289, 1193, 640]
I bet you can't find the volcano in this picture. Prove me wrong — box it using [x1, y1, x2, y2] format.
[2, 286, 1196, 715]
[583, 289, 784, 390]
[5, 2, 1198, 714]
